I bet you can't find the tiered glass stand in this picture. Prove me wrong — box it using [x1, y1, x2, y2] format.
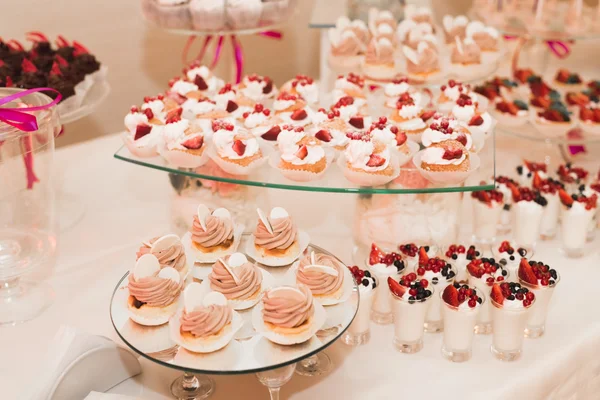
[110, 238, 358, 400]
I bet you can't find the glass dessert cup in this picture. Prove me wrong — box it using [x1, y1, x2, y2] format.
[539, 193, 559, 240]
[0, 88, 60, 325]
[519, 273, 560, 339]
[512, 202, 544, 250]
[472, 201, 502, 244]
[468, 272, 509, 335]
[560, 206, 595, 258]
[342, 286, 373, 346]
[490, 297, 535, 361]
[424, 266, 456, 333]
[390, 286, 435, 354]
[368, 264, 401, 325]
[440, 291, 484, 363]
[257, 364, 297, 400]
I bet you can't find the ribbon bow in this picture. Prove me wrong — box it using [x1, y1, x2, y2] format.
[182, 31, 283, 84]
[0, 88, 61, 189]
[503, 35, 572, 59]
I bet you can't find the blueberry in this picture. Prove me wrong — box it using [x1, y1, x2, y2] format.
[549, 280, 555, 286]
[425, 290, 432, 297]
[518, 248, 527, 257]
[416, 293, 424, 300]
[502, 270, 508, 276]
[452, 254, 458, 260]
[462, 284, 469, 290]
[408, 298, 415, 304]
[527, 172, 532, 178]
[364, 270, 371, 278]
[522, 287, 528, 293]
[432, 277, 439, 284]
[477, 297, 483, 304]
[442, 267, 449, 276]
[489, 258, 496, 264]
[503, 204, 511, 211]
[394, 260, 405, 271]
[372, 281, 377, 289]
[579, 184, 585, 192]
[499, 259, 508, 266]
[362, 278, 369, 286]
[454, 282, 460, 288]
[507, 248, 514, 255]
[550, 269, 557, 279]
[517, 289, 525, 295]
[507, 295, 515, 301]
[516, 165, 523, 175]
[572, 194, 578, 200]
[448, 271, 455, 279]
[424, 246, 430, 252]
[476, 251, 481, 256]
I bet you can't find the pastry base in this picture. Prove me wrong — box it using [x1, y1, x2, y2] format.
[179, 322, 232, 343]
[254, 240, 299, 259]
[176, 145, 205, 157]
[127, 295, 178, 325]
[421, 156, 470, 172]
[347, 162, 395, 177]
[264, 315, 313, 335]
[192, 238, 234, 254]
[220, 151, 263, 167]
[279, 157, 327, 174]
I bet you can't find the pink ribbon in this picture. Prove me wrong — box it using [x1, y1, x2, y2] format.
[182, 31, 282, 84]
[567, 128, 586, 156]
[0, 88, 62, 189]
[503, 35, 572, 59]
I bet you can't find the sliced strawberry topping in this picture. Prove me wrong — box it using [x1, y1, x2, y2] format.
[418, 247, 429, 266]
[455, 134, 467, 147]
[262, 79, 273, 94]
[366, 154, 385, 167]
[420, 110, 435, 122]
[468, 115, 484, 126]
[388, 277, 406, 298]
[181, 136, 204, 150]
[349, 116, 364, 129]
[290, 109, 307, 121]
[532, 172, 543, 190]
[369, 243, 384, 265]
[193, 75, 208, 91]
[442, 284, 460, 307]
[134, 124, 152, 140]
[558, 189, 574, 206]
[295, 145, 308, 160]
[225, 100, 239, 113]
[555, 69, 570, 83]
[314, 129, 332, 142]
[490, 284, 504, 305]
[21, 58, 38, 73]
[50, 61, 62, 77]
[232, 139, 246, 156]
[442, 148, 463, 160]
[166, 106, 183, 122]
[518, 258, 538, 285]
[524, 160, 547, 173]
[261, 126, 281, 141]
[395, 131, 408, 146]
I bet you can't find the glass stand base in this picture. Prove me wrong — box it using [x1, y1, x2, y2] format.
[490, 344, 521, 362]
[474, 322, 492, 335]
[341, 330, 370, 346]
[170, 373, 214, 400]
[524, 325, 545, 338]
[295, 353, 332, 377]
[57, 191, 86, 233]
[441, 346, 471, 363]
[371, 310, 393, 325]
[393, 337, 423, 354]
[424, 320, 443, 333]
[0, 279, 54, 325]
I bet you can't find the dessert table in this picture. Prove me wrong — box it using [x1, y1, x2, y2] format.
[2, 132, 600, 400]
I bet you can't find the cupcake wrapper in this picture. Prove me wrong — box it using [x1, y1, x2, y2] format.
[207, 146, 269, 176]
[121, 132, 160, 158]
[183, 224, 245, 266]
[268, 149, 334, 182]
[412, 150, 481, 185]
[245, 230, 311, 267]
[226, 3, 262, 29]
[251, 300, 327, 345]
[282, 261, 354, 306]
[169, 309, 243, 353]
[394, 140, 421, 166]
[198, 268, 275, 310]
[159, 144, 211, 168]
[336, 153, 401, 187]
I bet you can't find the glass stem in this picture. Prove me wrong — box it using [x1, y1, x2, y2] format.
[302, 355, 318, 368]
[269, 387, 281, 400]
[0, 277, 21, 298]
[182, 372, 200, 392]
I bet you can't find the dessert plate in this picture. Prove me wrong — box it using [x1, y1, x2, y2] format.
[282, 261, 354, 306]
[197, 268, 276, 311]
[182, 223, 245, 266]
[169, 309, 244, 353]
[251, 300, 327, 346]
[412, 150, 481, 185]
[245, 230, 311, 267]
[173, 340, 244, 369]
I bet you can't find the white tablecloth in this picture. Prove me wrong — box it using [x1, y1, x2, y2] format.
[1, 133, 600, 400]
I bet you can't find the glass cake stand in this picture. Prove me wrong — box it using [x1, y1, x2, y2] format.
[110, 238, 359, 400]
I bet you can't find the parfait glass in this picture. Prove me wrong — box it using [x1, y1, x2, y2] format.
[0, 88, 60, 325]
[257, 363, 296, 400]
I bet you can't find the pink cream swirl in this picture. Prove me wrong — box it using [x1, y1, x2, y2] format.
[254, 217, 297, 250]
[191, 215, 234, 248]
[331, 32, 363, 57]
[472, 32, 498, 51]
[209, 257, 263, 300]
[136, 237, 186, 272]
[365, 40, 394, 65]
[179, 305, 232, 337]
[296, 253, 344, 296]
[407, 46, 439, 75]
[128, 274, 182, 307]
[262, 285, 314, 328]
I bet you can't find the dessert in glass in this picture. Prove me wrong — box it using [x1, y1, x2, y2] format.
[559, 189, 597, 258]
[517, 258, 560, 338]
[556, 163, 589, 194]
[367, 244, 406, 324]
[471, 189, 503, 244]
[342, 266, 377, 346]
[493, 240, 530, 283]
[444, 244, 480, 283]
[495, 176, 518, 233]
[388, 274, 434, 354]
[515, 160, 547, 188]
[511, 187, 547, 250]
[533, 174, 562, 240]
[490, 282, 535, 361]
[415, 249, 456, 333]
[441, 282, 484, 362]
[466, 257, 507, 334]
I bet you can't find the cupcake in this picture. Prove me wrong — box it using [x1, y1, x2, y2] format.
[388, 92, 428, 138]
[190, 0, 227, 31]
[226, 0, 262, 29]
[397, 20, 435, 49]
[277, 136, 329, 182]
[451, 93, 494, 136]
[238, 73, 277, 102]
[368, 8, 397, 32]
[158, 117, 209, 168]
[403, 41, 440, 83]
[281, 75, 319, 105]
[362, 37, 396, 81]
[175, 286, 237, 353]
[211, 126, 265, 174]
[342, 134, 398, 185]
[436, 80, 478, 112]
[189, 204, 238, 260]
[404, 5, 435, 27]
[253, 207, 299, 259]
[127, 254, 183, 326]
[296, 251, 345, 301]
[241, 103, 279, 138]
[122, 104, 164, 157]
[273, 92, 311, 126]
[331, 72, 366, 103]
[331, 95, 370, 129]
[137, 234, 189, 278]
[153, 0, 192, 29]
[420, 140, 470, 172]
[209, 253, 264, 309]
[383, 77, 420, 109]
[371, 22, 396, 45]
[260, 285, 316, 344]
[348, 19, 370, 47]
[277, 124, 306, 153]
[442, 15, 468, 43]
[466, 21, 499, 53]
[309, 108, 351, 150]
[328, 28, 364, 72]
[450, 37, 484, 77]
[181, 98, 227, 120]
[421, 115, 473, 151]
[214, 83, 254, 118]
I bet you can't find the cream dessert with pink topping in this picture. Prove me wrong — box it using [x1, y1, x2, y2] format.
[127, 254, 183, 326]
[262, 285, 315, 340]
[420, 140, 469, 172]
[516, 160, 548, 187]
[442, 15, 468, 43]
[362, 37, 396, 81]
[466, 258, 508, 334]
[559, 190, 598, 257]
[281, 75, 319, 105]
[278, 137, 328, 180]
[343, 266, 377, 345]
[238, 73, 276, 102]
[512, 187, 547, 249]
[441, 282, 484, 362]
[309, 108, 351, 150]
[273, 92, 312, 127]
[331, 73, 366, 103]
[367, 244, 406, 324]
[208, 253, 263, 302]
[451, 92, 493, 136]
[212, 124, 264, 172]
[493, 240, 530, 283]
[343, 134, 397, 185]
[296, 251, 345, 300]
[403, 41, 440, 82]
[437, 80, 478, 113]
[253, 207, 299, 258]
[183, 63, 224, 95]
[383, 77, 421, 110]
[137, 234, 188, 277]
